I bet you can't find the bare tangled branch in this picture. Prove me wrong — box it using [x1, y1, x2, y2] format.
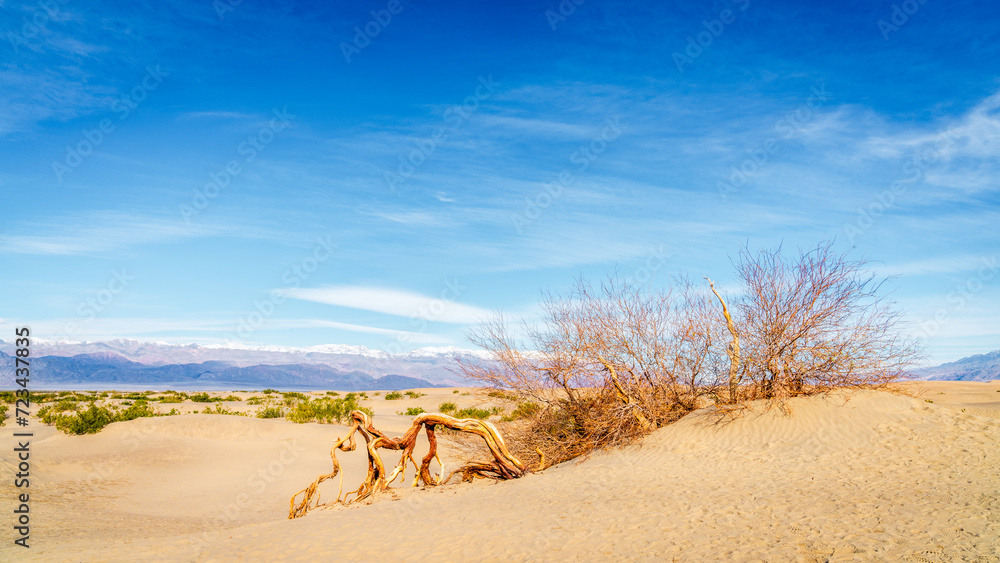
[288, 410, 527, 519]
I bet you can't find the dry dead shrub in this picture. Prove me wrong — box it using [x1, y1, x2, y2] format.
[726, 241, 922, 404]
[458, 275, 725, 467]
[458, 241, 922, 464]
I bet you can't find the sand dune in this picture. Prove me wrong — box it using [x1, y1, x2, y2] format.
[3, 384, 999, 561]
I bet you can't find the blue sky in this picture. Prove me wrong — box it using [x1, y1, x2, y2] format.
[1, 0, 998, 365]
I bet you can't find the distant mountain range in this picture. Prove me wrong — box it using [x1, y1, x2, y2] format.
[913, 350, 1000, 382]
[0, 339, 493, 390]
[4, 338, 995, 388]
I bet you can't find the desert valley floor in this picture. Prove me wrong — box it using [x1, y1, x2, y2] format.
[2, 381, 999, 562]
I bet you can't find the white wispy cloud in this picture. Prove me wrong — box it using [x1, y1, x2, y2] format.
[476, 115, 596, 138]
[858, 89, 1000, 193]
[367, 210, 448, 226]
[283, 286, 493, 324]
[878, 254, 1000, 277]
[0, 212, 233, 256]
[300, 320, 450, 343]
[0, 67, 117, 136]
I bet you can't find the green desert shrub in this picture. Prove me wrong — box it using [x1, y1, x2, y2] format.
[116, 401, 159, 421]
[502, 402, 541, 422]
[438, 401, 457, 414]
[0, 404, 8, 425]
[223, 395, 242, 402]
[37, 399, 81, 423]
[455, 407, 492, 420]
[256, 406, 284, 419]
[246, 396, 265, 405]
[189, 392, 221, 403]
[50, 401, 166, 435]
[54, 405, 117, 434]
[285, 396, 373, 424]
[384, 391, 403, 400]
[202, 404, 247, 416]
[404, 391, 425, 399]
[398, 407, 425, 416]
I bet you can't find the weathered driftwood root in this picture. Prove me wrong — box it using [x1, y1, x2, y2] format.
[288, 410, 526, 518]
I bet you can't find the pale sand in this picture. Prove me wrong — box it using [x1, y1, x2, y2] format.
[3, 383, 999, 562]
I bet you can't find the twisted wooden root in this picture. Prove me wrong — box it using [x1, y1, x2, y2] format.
[289, 410, 527, 519]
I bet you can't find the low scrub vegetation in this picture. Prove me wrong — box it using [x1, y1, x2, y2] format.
[285, 396, 374, 424]
[454, 407, 494, 420]
[40, 401, 177, 435]
[256, 406, 284, 419]
[502, 402, 541, 422]
[189, 392, 221, 403]
[201, 404, 247, 416]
